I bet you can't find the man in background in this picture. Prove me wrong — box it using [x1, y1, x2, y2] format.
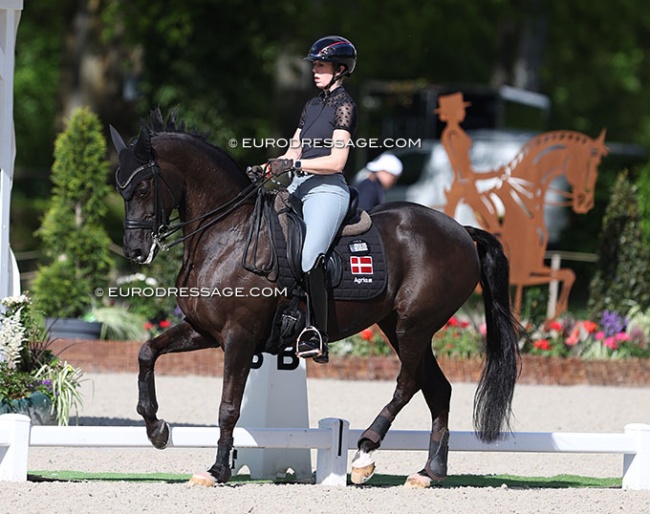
[355, 153, 403, 211]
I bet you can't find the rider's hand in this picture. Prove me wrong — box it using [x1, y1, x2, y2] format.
[245, 165, 265, 181]
[268, 158, 293, 177]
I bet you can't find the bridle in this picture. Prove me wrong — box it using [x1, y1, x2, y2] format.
[118, 158, 280, 254]
[119, 160, 177, 234]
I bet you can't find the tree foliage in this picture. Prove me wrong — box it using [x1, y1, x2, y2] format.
[588, 171, 650, 316]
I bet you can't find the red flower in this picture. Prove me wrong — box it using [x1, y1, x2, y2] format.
[533, 339, 551, 351]
[159, 319, 172, 329]
[359, 328, 374, 341]
[583, 320, 598, 333]
[548, 320, 563, 332]
[143, 321, 154, 331]
[446, 316, 459, 327]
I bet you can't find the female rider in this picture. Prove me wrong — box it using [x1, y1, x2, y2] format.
[276, 35, 357, 364]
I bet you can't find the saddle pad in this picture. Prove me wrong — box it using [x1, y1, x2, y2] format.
[330, 225, 387, 301]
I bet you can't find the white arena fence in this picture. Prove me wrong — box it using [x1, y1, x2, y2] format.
[1, 414, 648, 489]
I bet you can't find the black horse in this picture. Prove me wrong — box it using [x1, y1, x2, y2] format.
[110, 111, 520, 488]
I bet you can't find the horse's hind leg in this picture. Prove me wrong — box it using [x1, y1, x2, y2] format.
[404, 346, 452, 489]
[137, 321, 215, 449]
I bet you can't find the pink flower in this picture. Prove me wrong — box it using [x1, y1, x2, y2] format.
[595, 331, 605, 341]
[615, 332, 630, 342]
[479, 323, 487, 336]
[565, 328, 580, 346]
[604, 337, 618, 350]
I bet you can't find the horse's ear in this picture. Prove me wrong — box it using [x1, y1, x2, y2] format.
[110, 125, 127, 155]
[134, 125, 153, 161]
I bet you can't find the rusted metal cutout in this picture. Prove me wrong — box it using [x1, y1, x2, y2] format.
[437, 92, 608, 318]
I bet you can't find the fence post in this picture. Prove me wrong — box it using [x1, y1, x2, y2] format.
[0, 414, 31, 482]
[546, 253, 561, 319]
[316, 418, 349, 486]
[623, 423, 650, 490]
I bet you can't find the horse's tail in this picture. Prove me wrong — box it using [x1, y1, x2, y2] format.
[465, 226, 521, 443]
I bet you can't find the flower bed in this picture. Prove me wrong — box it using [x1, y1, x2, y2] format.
[45, 339, 650, 387]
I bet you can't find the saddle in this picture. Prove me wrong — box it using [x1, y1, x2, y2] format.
[269, 188, 387, 298]
[244, 187, 388, 354]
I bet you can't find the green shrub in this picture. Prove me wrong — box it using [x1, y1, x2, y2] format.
[31, 107, 114, 318]
[588, 171, 650, 316]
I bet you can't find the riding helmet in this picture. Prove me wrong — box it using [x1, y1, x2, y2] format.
[305, 36, 357, 76]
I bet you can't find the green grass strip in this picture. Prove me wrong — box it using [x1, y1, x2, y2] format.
[29, 471, 621, 489]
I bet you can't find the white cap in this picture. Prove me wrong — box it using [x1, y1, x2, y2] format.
[366, 154, 403, 176]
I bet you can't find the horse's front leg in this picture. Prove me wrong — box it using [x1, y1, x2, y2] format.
[137, 321, 215, 449]
[190, 337, 257, 486]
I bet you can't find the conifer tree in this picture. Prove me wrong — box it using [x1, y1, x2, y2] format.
[32, 107, 114, 318]
[588, 171, 650, 316]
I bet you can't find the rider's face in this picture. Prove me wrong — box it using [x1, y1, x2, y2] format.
[312, 61, 338, 89]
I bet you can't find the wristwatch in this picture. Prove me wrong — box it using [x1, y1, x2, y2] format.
[294, 160, 303, 176]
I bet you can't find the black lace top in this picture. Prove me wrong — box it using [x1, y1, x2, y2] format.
[297, 86, 357, 160]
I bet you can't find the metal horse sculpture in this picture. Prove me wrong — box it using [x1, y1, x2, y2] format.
[438, 93, 608, 318]
[110, 110, 520, 488]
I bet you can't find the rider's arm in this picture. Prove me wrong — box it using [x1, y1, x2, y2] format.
[299, 129, 351, 175]
[277, 128, 302, 161]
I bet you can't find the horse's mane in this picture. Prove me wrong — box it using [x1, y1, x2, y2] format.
[143, 106, 208, 140]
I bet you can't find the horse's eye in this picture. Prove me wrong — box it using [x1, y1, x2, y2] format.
[136, 184, 150, 197]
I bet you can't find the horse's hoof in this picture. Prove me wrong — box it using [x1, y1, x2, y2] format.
[351, 463, 376, 485]
[404, 472, 432, 489]
[351, 450, 376, 485]
[148, 420, 171, 449]
[188, 471, 216, 487]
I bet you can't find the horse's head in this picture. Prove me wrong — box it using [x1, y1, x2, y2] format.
[565, 129, 608, 214]
[110, 124, 179, 264]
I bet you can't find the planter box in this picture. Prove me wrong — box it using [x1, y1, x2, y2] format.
[46, 318, 102, 340]
[45, 339, 650, 387]
[0, 392, 57, 425]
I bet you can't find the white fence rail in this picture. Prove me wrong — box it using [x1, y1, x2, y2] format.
[1, 414, 648, 489]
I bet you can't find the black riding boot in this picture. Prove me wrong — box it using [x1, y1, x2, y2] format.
[297, 255, 329, 364]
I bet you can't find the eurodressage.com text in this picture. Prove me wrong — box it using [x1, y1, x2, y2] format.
[101, 286, 288, 299]
[228, 137, 422, 150]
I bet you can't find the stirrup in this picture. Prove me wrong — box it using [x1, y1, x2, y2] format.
[296, 326, 325, 358]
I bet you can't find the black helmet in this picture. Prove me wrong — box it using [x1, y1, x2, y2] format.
[305, 35, 357, 76]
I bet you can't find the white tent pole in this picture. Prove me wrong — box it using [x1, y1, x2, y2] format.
[0, 0, 24, 299]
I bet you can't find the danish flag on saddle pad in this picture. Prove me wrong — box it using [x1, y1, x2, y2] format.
[350, 256, 373, 275]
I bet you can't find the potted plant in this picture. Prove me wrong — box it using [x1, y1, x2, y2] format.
[31, 106, 114, 339]
[0, 295, 84, 425]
